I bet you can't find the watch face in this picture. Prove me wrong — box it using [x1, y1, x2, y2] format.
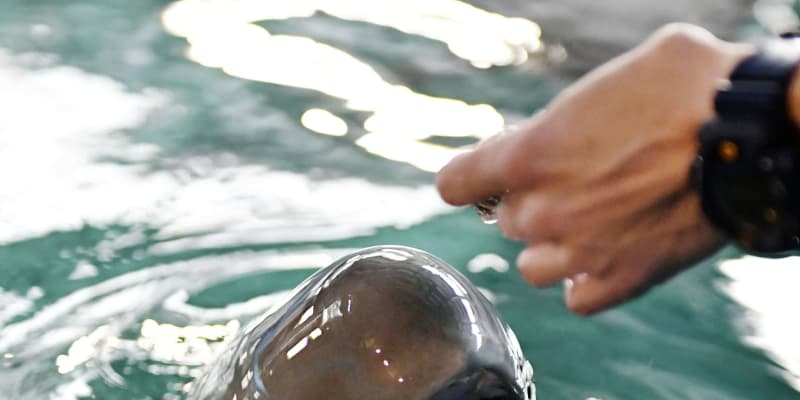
[698, 121, 800, 253]
[709, 172, 797, 251]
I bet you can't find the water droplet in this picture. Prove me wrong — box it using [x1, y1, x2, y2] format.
[474, 196, 501, 224]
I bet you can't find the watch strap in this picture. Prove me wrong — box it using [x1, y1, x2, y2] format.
[696, 38, 800, 253]
[715, 39, 800, 126]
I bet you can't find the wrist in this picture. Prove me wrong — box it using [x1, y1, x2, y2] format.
[694, 37, 800, 253]
[789, 67, 800, 127]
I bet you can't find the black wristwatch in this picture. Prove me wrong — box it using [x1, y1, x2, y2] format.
[693, 37, 800, 254]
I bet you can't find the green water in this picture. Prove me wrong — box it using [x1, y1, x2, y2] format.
[0, 0, 798, 399]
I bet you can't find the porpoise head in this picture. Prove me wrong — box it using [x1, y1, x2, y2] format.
[190, 246, 535, 400]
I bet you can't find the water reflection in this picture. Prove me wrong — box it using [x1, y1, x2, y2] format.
[0, 50, 451, 249]
[162, 0, 543, 67]
[51, 319, 242, 398]
[161, 0, 545, 172]
[56, 325, 115, 374]
[0, 248, 353, 398]
[137, 319, 240, 365]
[301, 108, 349, 137]
[753, 0, 800, 35]
[718, 255, 800, 390]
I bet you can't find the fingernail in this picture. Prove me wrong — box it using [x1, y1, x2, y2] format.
[564, 273, 588, 296]
[563, 277, 574, 291]
[516, 247, 535, 268]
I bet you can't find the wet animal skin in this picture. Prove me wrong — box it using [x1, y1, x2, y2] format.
[190, 246, 534, 400]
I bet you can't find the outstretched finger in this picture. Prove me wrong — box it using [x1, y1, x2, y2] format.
[436, 117, 551, 206]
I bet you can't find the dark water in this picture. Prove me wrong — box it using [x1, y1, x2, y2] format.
[0, 0, 798, 399]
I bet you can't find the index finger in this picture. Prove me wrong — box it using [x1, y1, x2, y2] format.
[435, 120, 544, 206]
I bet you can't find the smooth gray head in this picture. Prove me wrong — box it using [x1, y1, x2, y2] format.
[190, 246, 535, 400]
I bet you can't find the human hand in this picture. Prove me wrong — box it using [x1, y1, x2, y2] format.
[437, 24, 755, 315]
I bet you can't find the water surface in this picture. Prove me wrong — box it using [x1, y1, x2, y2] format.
[0, 1, 798, 399]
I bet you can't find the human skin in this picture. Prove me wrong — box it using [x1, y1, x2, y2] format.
[436, 23, 769, 315]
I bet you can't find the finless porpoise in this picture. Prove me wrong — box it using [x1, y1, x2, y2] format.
[190, 246, 534, 400]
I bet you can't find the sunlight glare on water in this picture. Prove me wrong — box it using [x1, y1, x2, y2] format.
[160, 0, 544, 172]
[0, 50, 451, 249]
[161, 0, 543, 67]
[718, 256, 800, 391]
[301, 108, 349, 137]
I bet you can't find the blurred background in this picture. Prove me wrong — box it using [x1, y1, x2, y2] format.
[0, 0, 799, 399]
